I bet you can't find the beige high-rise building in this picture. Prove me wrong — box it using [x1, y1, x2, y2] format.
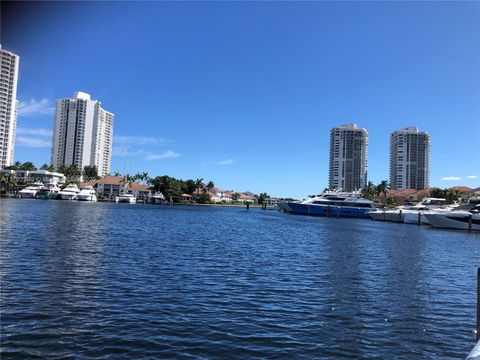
[51, 92, 114, 177]
[390, 127, 430, 190]
[0, 46, 20, 168]
[328, 123, 368, 192]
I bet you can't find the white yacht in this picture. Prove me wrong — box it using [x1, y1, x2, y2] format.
[77, 185, 97, 202]
[369, 198, 448, 223]
[35, 184, 61, 200]
[58, 183, 80, 200]
[18, 183, 44, 198]
[115, 193, 136, 204]
[424, 205, 480, 231]
[278, 190, 375, 218]
[150, 191, 166, 204]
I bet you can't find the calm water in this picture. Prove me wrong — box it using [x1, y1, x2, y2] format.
[1, 199, 479, 359]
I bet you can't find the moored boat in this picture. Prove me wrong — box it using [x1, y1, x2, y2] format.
[278, 190, 375, 218]
[369, 198, 449, 224]
[18, 183, 43, 198]
[77, 185, 97, 201]
[115, 193, 136, 204]
[35, 184, 61, 200]
[424, 206, 480, 231]
[150, 191, 166, 204]
[58, 183, 80, 200]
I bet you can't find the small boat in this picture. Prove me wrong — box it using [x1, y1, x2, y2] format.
[150, 191, 166, 204]
[58, 183, 80, 200]
[35, 184, 61, 200]
[278, 190, 376, 218]
[115, 193, 136, 204]
[424, 205, 480, 231]
[18, 183, 44, 198]
[77, 185, 97, 202]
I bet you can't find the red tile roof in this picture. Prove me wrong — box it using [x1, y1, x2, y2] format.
[450, 186, 474, 193]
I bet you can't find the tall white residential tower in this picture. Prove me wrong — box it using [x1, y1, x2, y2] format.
[52, 92, 113, 177]
[328, 123, 368, 192]
[389, 127, 430, 190]
[0, 46, 20, 168]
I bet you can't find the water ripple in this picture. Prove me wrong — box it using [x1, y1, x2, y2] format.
[1, 199, 479, 359]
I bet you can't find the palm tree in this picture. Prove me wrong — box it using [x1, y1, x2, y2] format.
[361, 181, 376, 200]
[206, 181, 215, 194]
[113, 171, 121, 177]
[142, 172, 149, 184]
[120, 174, 134, 193]
[195, 178, 203, 201]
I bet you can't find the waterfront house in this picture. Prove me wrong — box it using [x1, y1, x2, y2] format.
[81, 176, 151, 201]
[0, 169, 66, 185]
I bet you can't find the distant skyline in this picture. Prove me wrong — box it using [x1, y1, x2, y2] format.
[2, 1, 479, 198]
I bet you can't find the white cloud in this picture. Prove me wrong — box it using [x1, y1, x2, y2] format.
[112, 146, 144, 157]
[218, 159, 235, 165]
[145, 150, 180, 161]
[16, 127, 52, 137]
[114, 135, 171, 146]
[466, 175, 478, 179]
[18, 98, 55, 116]
[441, 176, 462, 181]
[16, 136, 51, 148]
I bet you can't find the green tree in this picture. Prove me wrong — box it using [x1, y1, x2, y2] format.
[430, 187, 446, 199]
[0, 173, 18, 194]
[183, 179, 197, 195]
[195, 178, 204, 201]
[120, 174, 135, 193]
[257, 192, 269, 204]
[113, 171, 121, 177]
[206, 181, 215, 193]
[20, 162, 36, 171]
[5, 161, 22, 170]
[40, 163, 55, 171]
[231, 192, 241, 201]
[361, 181, 376, 200]
[83, 165, 99, 180]
[197, 193, 211, 204]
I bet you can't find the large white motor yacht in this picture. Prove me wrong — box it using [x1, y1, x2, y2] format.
[150, 191, 166, 204]
[58, 183, 80, 200]
[424, 205, 480, 231]
[18, 183, 44, 198]
[369, 198, 449, 223]
[115, 193, 136, 204]
[77, 185, 97, 202]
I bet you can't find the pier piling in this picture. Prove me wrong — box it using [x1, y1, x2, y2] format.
[418, 212, 421, 225]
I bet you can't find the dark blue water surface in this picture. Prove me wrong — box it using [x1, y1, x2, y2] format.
[1, 199, 479, 359]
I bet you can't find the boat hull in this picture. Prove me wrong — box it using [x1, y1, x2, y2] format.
[19, 191, 36, 198]
[115, 197, 136, 204]
[59, 193, 78, 200]
[424, 213, 480, 230]
[77, 195, 97, 202]
[280, 202, 372, 218]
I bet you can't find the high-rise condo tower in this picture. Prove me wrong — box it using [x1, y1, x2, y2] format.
[389, 127, 430, 190]
[52, 92, 114, 177]
[328, 123, 368, 192]
[0, 46, 19, 168]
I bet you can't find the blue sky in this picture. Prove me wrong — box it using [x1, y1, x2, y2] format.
[2, 1, 479, 198]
